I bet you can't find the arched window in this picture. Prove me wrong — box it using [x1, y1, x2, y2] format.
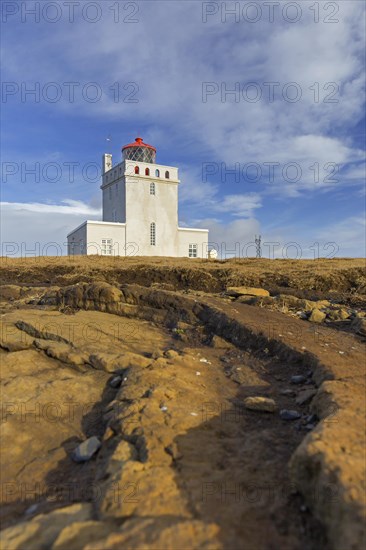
[155, 169, 160, 177]
[145, 167, 150, 176]
[134, 166, 139, 174]
[150, 222, 156, 246]
[150, 182, 155, 195]
[165, 171, 170, 179]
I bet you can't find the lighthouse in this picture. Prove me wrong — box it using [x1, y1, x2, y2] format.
[67, 137, 209, 257]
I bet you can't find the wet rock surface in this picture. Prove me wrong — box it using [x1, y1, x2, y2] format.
[0, 261, 365, 550]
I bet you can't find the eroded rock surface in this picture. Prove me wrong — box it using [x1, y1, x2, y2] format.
[0, 274, 365, 549]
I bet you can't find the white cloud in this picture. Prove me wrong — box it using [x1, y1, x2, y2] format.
[0, 200, 100, 256]
[1, 200, 100, 215]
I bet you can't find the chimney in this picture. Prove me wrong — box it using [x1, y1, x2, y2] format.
[102, 153, 112, 174]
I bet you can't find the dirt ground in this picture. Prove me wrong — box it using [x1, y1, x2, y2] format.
[0, 257, 365, 550]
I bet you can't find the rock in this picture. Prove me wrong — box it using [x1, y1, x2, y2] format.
[244, 396, 277, 413]
[328, 308, 350, 321]
[0, 504, 92, 550]
[165, 349, 179, 359]
[296, 310, 308, 319]
[305, 413, 318, 424]
[291, 375, 307, 384]
[109, 375, 122, 388]
[236, 295, 257, 304]
[210, 335, 232, 349]
[226, 286, 270, 297]
[71, 437, 101, 462]
[308, 308, 326, 323]
[0, 285, 22, 301]
[280, 409, 301, 420]
[51, 521, 111, 550]
[25, 504, 39, 516]
[89, 351, 151, 371]
[84, 518, 221, 550]
[351, 316, 366, 336]
[300, 299, 318, 312]
[295, 389, 317, 405]
[316, 300, 331, 308]
[275, 294, 302, 308]
[280, 389, 296, 396]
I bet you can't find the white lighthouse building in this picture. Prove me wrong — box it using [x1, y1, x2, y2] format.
[67, 137, 209, 258]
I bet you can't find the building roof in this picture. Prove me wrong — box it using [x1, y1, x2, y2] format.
[122, 137, 156, 152]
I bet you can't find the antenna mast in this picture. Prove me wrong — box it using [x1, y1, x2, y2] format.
[255, 235, 262, 258]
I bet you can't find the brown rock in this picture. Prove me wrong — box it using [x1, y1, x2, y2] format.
[0, 285, 22, 301]
[0, 504, 92, 550]
[244, 396, 277, 413]
[52, 521, 111, 550]
[290, 380, 366, 550]
[351, 316, 366, 336]
[84, 518, 221, 550]
[295, 389, 317, 405]
[328, 308, 350, 321]
[226, 286, 270, 297]
[308, 308, 326, 323]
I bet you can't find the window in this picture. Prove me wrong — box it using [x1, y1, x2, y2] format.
[134, 166, 139, 174]
[109, 187, 112, 200]
[155, 169, 160, 177]
[150, 222, 156, 246]
[101, 238, 113, 255]
[112, 209, 117, 222]
[165, 171, 170, 179]
[116, 184, 118, 196]
[145, 167, 150, 176]
[189, 244, 198, 258]
[150, 182, 155, 195]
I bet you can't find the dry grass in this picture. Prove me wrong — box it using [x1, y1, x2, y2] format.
[1, 256, 365, 298]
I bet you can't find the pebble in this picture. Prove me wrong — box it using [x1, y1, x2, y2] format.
[160, 406, 168, 412]
[295, 389, 317, 405]
[72, 436, 101, 463]
[304, 423, 316, 431]
[196, 371, 201, 376]
[306, 413, 318, 424]
[25, 504, 38, 516]
[280, 409, 301, 421]
[109, 375, 122, 388]
[291, 375, 306, 384]
[280, 389, 296, 396]
[244, 396, 277, 413]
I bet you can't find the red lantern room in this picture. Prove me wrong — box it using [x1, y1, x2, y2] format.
[122, 137, 156, 164]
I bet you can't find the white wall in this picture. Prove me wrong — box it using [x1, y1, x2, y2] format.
[102, 178, 126, 223]
[67, 223, 87, 255]
[125, 176, 179, 257]
[67, 221, 127, 256]
[178, 228, 209, 258]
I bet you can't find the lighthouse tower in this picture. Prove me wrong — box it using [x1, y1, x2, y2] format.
[67, 137, 209, 257]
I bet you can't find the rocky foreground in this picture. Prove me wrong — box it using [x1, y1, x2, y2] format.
[0, 257, 365, 549]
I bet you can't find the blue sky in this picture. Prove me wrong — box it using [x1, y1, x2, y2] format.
[1, 0, 365, 258]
